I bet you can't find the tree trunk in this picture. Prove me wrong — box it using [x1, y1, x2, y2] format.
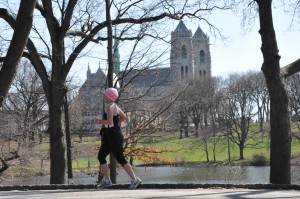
[212, 131, 217, 162]
[64, 93, 73, 181]
[259, 116, 264, 132]
[105, 0, 117, 184]
[213, 144, 216, 162]
[256, 0, 291, 184]
[184, 117, 188, 137]
[258, 106, 264, 132]
[205, 143, 209, 162]
[179, 127, 183, 139]
[48, 83, 66, 184]
[227, 132, 231, 162]
[195, 123, 199, 137]
[239, 145, 244, 160]
[0, 0, 36, 106]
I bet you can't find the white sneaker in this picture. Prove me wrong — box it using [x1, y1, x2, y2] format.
[128, 177, 142, 189]
[97, 179, 113, 189]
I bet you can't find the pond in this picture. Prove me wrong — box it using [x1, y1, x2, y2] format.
[1, 166, 300, 185]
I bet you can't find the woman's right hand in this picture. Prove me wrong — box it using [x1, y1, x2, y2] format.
[95, 118, 101, 124]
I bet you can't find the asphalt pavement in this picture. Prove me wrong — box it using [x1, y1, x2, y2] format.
[1, 188, 300, 199]
[1, 184, 300, 199]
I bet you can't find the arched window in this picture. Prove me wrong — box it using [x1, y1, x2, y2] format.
[181, 66, 184, 78]
[185, 66, 188, 76]
[203, 70, 206, 76]
[200, 50, 205, 64]
[199, 70, 202, 76]
[181, 45, 187, 59]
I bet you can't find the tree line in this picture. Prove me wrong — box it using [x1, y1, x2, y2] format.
[163, 72, 300, 162]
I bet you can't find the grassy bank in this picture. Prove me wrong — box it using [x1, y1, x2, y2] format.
[147, 132, 269, 164]
[4, 127, 300, 178]
[36, 130, 300, 170]
[139, 130, 300, 166]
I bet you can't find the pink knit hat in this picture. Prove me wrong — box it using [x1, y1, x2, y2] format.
[103, 88, 119, 101]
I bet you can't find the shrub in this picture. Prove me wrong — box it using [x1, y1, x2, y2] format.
[251, 154, 268, 166]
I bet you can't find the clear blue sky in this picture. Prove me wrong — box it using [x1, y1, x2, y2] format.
[202, 8, 300, 77]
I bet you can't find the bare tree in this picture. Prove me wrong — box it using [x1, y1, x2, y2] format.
[232, 0, 300, 183]
[205, 77, 224, 162]
[186, 79, 205, 137]
[2, 61, 48, 147]
[248, 71, 269, 132]
[255, 0, 300, 184]
[69, 94, 86, 141]
[223, 73, 258, 160]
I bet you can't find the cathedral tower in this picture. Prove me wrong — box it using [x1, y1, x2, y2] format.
[170, 21, 211, 82]
[192, 26, 211, 77]
[170, 21, 194, 80]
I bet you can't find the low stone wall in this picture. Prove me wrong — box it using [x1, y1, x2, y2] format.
[1, 183, 300, 191]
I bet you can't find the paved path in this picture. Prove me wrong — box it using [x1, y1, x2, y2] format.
[1, 184, 300, 199]
[1, 188, 300, 199]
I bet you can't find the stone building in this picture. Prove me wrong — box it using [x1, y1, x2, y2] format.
[170, 20, 211, 80]
[76, 20, 212, 134]
[122, 20, 211, 98]
[75, 65, 107, 134]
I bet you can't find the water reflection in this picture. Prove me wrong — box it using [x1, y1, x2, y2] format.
[1, 166, 300, 185]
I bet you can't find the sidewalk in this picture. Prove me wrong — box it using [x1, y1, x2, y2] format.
[1, 188, 300, 199]
[1, 184, 300, 199]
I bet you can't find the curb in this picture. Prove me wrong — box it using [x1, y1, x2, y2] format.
[1, 184, 300, 191]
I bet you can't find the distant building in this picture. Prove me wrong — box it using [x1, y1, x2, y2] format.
[76, 64, 107, 134]
[122, 21, 211, 97]
[76, 21, 212, 134]
[170, 20, 211, 79]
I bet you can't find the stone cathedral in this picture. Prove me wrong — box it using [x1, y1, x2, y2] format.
[170, 20, 211, 80]
[122, 20, 212, 98]
[77, 21, 212, 134]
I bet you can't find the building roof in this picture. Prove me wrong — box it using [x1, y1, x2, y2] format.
[193, 26, 207, 39]
[120, 67, 174, 88]
[79, 67, 107, 94]
[77, 67, 107, 110]
[174, 20, 189, 32]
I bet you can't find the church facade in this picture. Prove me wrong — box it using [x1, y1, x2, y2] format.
[170, 20, 211, 81]
[122, 21, 211, 99]
[76, 21, 212, 134]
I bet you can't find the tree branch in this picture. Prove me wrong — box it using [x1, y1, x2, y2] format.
[61, 0, 77, 36]
[114, 12, 180, 24]
[62, 12, 179, 79]
[66, 30, 163, 42]
[0, 152, 20, 174]
[41, 0, 60, 39]
[35, 2, 45, 17]
[0, 157, 8, 174]
[281, 58, 300, 78]
[65, 30, 105, 42]
[0, 8, 16, 28]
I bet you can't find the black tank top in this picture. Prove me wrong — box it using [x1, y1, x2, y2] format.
[103, 104, 119, 127]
